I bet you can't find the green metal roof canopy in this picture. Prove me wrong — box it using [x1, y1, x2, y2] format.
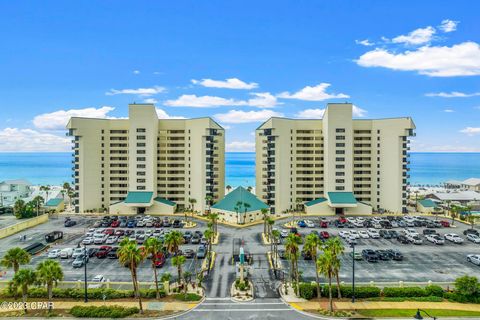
[45, 198, 63, 207]
[124, 191, 154, 204]
[418, 199, 436, 208]
[327, 192, 357, 205]
[212, 186, 268, 213]
[305, 197, 328, 207]
[154, 196, 176, 206]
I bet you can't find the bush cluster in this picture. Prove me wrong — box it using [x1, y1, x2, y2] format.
[171, 293, 202, 301]
[0, 287, 166, 300]
[70, 305, 139, 318]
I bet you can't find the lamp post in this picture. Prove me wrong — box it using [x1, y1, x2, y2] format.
[351, 241, 356, 303]
[414, 308, 437, 319]
[83, 244, 88, 303]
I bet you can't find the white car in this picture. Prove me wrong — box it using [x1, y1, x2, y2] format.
[346, 235, 357, 245]
[136, 220, 145, 227]
[94, 228, 105, 235]
[144, 230, 153, 237]
[305, 220, 315, 228]
[353, 220, 364, 227]
[280, 229, 290, 238]
[47, 249, 62, 258]
[72, 248, 84, 259]
[358, 230, 370, 239]
[467, 234, 480, 244]
[445, 233, 464, 244]
[144, 220, 153, 227]
[129, 235, 137, 241]
[346, 217, 356, 223]
[467, 254, 480, 266]
[105, 236, 118, 244]
[367, 228, 380, 238]
[373, 222, 382, 229]
[82, 237, 94, 245]
[339, 230, 351, 238]
[349, 230, 360, 239]
[391, 221, 399, 228]
[356, 217, 365, 222]
[426, 234, 445, 245]
[93, 234, 107, 244]
[405, 228, 419, 236]
[88, 275, 106, 288]
[407, 234, 423, 245]
[59, 248, 74, 259]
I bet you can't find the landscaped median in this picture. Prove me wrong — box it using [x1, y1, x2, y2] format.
[280, 275, 480, 318]
[201, 251, 216, 272]
[0, 287, 203, 318]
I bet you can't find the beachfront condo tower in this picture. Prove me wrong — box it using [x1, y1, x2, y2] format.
[67, 103, 225, 214]
[256, 103, 415, 215]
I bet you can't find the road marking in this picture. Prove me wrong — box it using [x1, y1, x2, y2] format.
[193, 308, 292, 312]
[205, 297, 231, 300]
[202, 302, 284, 305]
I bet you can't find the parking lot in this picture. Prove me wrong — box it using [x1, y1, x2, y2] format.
[278, 215, 480, 283]
[0, 215, 210, 285]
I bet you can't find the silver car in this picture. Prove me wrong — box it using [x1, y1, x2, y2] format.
[467, 234, 480, 244]
[467, 254, 480, 266]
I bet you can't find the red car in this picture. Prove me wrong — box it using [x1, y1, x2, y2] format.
[95, 246, 112, 258]
[338, 217, 347, 224]
[320, 231, 330, 239]
[153, 253, 166, 268]
[110, 220, 120, 228]
[114, 229, 125, 236]
[103, 228, 114, 235]
[320, 221, 328, 228]
[440, 220, 451, 227]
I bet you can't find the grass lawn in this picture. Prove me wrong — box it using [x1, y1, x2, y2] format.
[358, 309, 480, 317]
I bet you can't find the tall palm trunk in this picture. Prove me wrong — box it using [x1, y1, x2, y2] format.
[22, 287, 27, 313]
[313, 254, 321, 299]
[151, 260, 160, 299]
[133, 267, 143, 313]
[328, 273, 333, 312]
[295, 258, 300, 293]
[47, 283, 53, 310]
[177, 264, 182, 285]
[335, 272, 342, 298]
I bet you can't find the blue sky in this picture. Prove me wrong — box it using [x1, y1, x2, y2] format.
[0, 1, 479, 152]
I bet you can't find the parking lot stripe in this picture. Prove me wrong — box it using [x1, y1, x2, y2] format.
[202, 302, 285, 305]
[193, 308, 292, 312]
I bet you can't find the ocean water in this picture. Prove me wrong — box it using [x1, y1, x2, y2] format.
[0, 152, 479, 187]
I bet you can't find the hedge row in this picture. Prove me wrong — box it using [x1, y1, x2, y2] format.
[70, 305, 139, 318]
[444, 292, 480, 304]
[0, 287, 166, 300]
[297, 283, 444, 300]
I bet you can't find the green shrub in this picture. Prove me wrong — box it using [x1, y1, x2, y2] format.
[339, 286, 381, 299]
[382, 287, 427, 297]
[171, 293, 202, 301]
[298, 283, 316, 300]
[425, 285, 444, 297]
[70, 305, 138, 318]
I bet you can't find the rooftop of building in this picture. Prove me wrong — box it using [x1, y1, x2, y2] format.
[212, 186, 268, 213]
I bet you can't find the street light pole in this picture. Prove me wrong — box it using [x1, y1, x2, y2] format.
[83, 245, 88, 303]
[351, 242, 355, 303]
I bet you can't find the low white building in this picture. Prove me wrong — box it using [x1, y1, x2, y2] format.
[426, 191, 480, 206]
[0, 179, 32, 206]
[445, 178, 480, 192]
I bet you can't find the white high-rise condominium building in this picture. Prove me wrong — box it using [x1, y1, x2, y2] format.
[256, 103, 415, 215]
[67, 103, 225, 214]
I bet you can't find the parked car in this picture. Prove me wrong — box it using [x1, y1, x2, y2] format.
[350, 251, 363, 260]
[95, 246, 112, 258]
[72, 248, 85, 259]
[423, 229, 437, 236]
[64, 220, 77, 227]
[297, 220, 307, 228]
[59, 248, 74, 259]
[183, 249, 195, 259]
[320, 220, 328, 228]
[386, 249, 403, 261]
[464, 229, 480, 237]
[397, 235, 409, 244]
[388, 230, 399, 238]
[379, 230, 391, 239]
[319, 231, 330, 240]
[467, 254, 480, 266]
[93, 234, 108, 244]
[407, 234, 423, 245]
[107, 247, 119, 259]
[114, 229, 125, 236]
[153, 253, 166, 267]
[82, 237, 94, 245]
[197, 245, 206, 259]
[361, 249, 378, 262]
[191, 235, 201, 244]
[444, 233, 464, 244]
[440, 220, 451, 227]
[103, 228, 114, 235]
[301, 249, 312, 260]
[86, 247, 98, 257]
[305, 220, 315, 228]
[127, 220, 136, 228]
[376, 250, 391, 261]
[110, 220, 120, 228]
[358, 230, 369, 239]
[467, 234, 480, 244]
[47, 249, 62, 258]
[172, 220, 182, 228]
[280, 229, 290, 238]
[367, 228, 380, 239]
[339, 230, 350, 238]
[426, 234, 445, 245]
[72, 254, 89, 268]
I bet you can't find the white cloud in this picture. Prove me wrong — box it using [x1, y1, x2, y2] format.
[164, 92, 278, 108]
[439, 19, 458, 33]
[295, 105, 367, 119]
[356, 42, 480, 77]
[106, 86, 166, 96]
[143, 98, 158, 104]
[277, 83, 349, 101]
[0, 128, 70, 152]
[355, 39, 374, 46]
[392, 26, 436, 45]
[425, 91, 480, 98]
[33, 106, 115, 130]
[444, 109, 455, 112]
[133, 70, 140, 75]
[214, 109, 283, 124]
[155, 108, 185, 119]
[460, 127, 480, 135]
[191, 78, 258, 90]
[226, 141, 255, 152]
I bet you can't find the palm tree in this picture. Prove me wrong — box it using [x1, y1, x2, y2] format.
[13, 199, 26, 219]
[304, 233, 321, 299]
[207, 213, 219, 235]
[12, 268, 36, 313]
[285, 234, 301, 293]
[204, 228, 214, 258]
[261, 208, 269, 239]
[172, 255, 186, 286]
[271, 229, 280, 273]
[144, 237, 163, 299]
[247, 186, 253, 192]
[317, 250, 335, 312]
[243, 202, 251, 224]
[450, 205, 459, 225]
[118, 239, 144, 313]
[40, 185, 51, 202]
[205, 195, 213, 213]
[36, 259, 63, 305]
[325, 237, 345, 298]
[1, 247, 31, 274]
[31, 195, 44, 216]
[188, 198, 197, 212]
[164, 231, 184, 255]
[234, 201, 243, 224]
[226, 185, 232, 193]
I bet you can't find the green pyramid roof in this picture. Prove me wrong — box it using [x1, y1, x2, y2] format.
[45, 198, 64, 207]
[212, 186, 268, 213]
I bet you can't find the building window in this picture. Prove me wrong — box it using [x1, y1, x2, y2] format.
[335, 157, 345, 161]
[336, 135, 345, 140]
[336, 150, 345, 154]
[137, 186, 146, 190]
[137, 157, 146, 161]
[336, 128, 345, 133]
[336, 172, 345, 176]
[336, 143, 345, 147]
[137, 143, 146, 147]
[137, 171, 146, 176]
[137, 179, 146, 183]
[137, 150, 146, 154]
[137, 135, 146, 140]
[136, 128, 146, 133]
[336, 164, 345, 169]
[137, 164, 146, 168]
[335, 186, 345, 191]
[335, 179, 345, 183]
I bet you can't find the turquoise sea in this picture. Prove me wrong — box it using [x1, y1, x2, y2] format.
[0, 152, 479, 187]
